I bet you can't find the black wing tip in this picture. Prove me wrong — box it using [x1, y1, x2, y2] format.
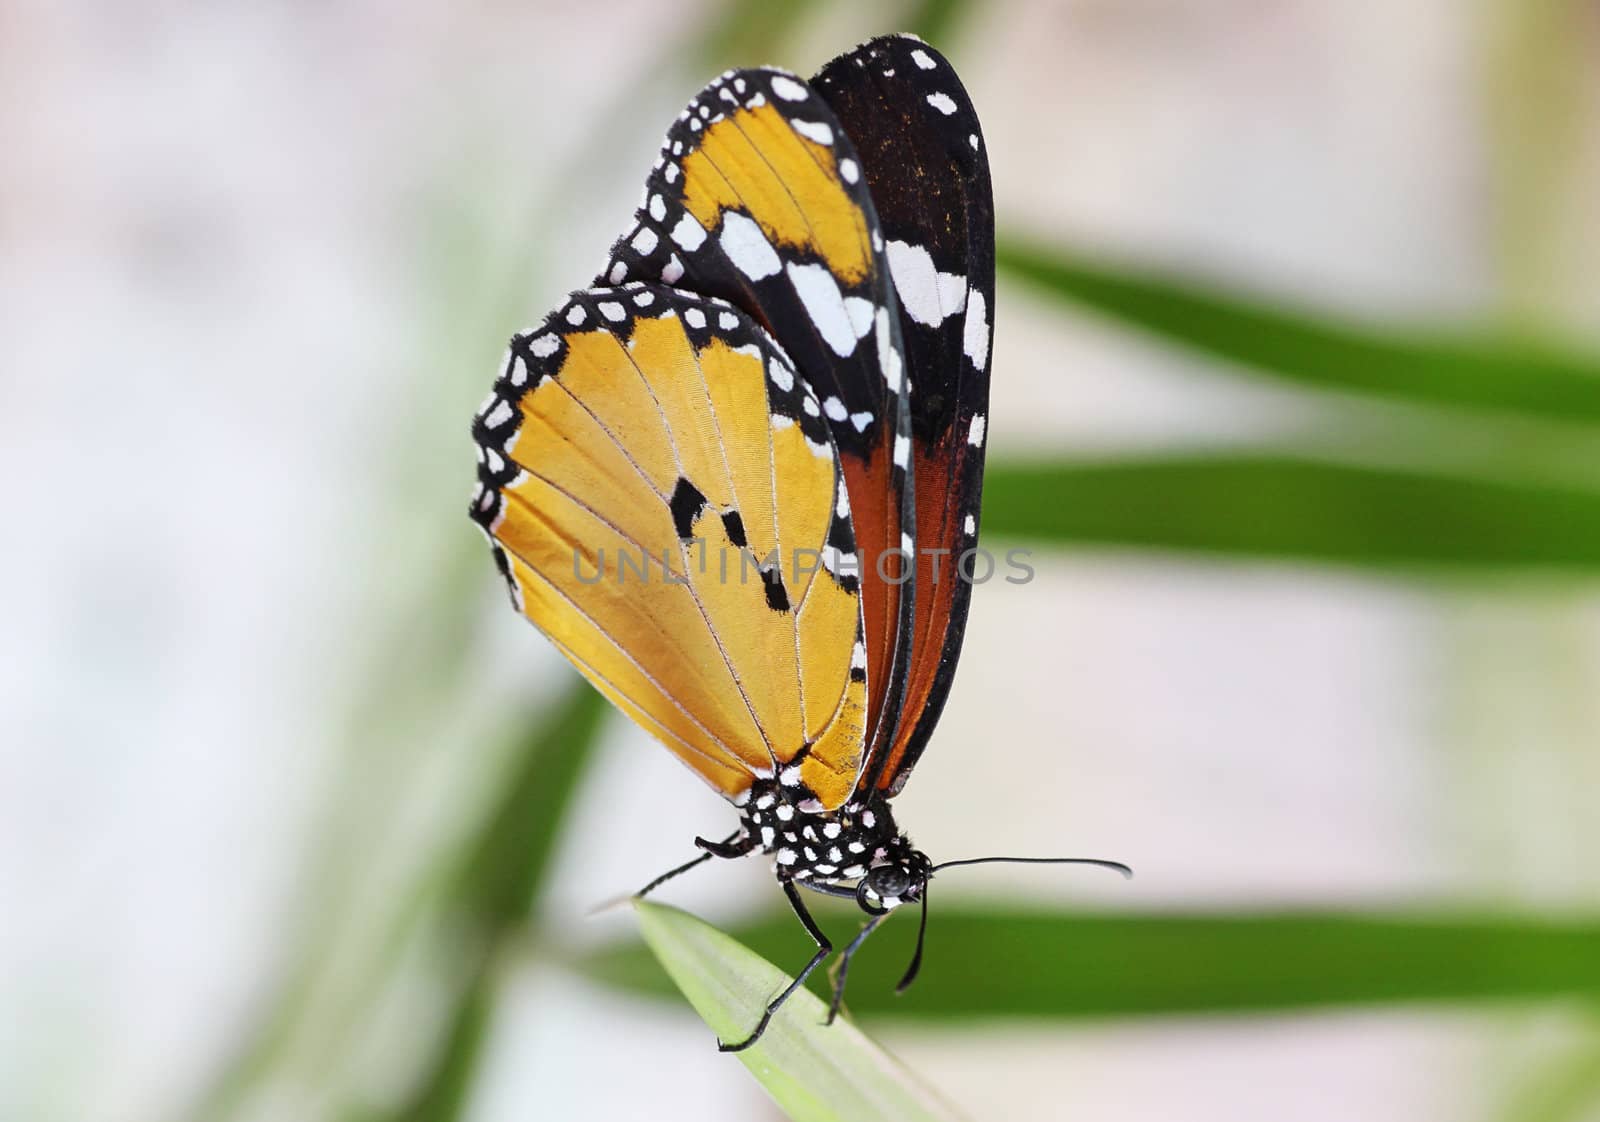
[815, 31, 948, 75]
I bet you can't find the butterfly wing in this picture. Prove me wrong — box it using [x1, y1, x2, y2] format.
[599, 68, 921, 786]
[812, 36, 996, 795]
[470, 286, 869, 809]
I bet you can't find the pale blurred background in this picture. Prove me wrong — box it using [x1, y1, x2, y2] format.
[4, 1, 1600, 1121]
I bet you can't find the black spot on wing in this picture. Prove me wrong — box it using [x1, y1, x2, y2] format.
[669, 477, 707, 540]
[722, 510, 748, 549]
[760, 566, 790, 612]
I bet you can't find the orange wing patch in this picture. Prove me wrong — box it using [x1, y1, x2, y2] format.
[471, 286, 868, 809]
[680, 102, 872, 286]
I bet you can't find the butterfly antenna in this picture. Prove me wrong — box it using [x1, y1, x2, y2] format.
[929, 855, 1134, 878]
[893, 857, 1129, 991]
[895, 877, 932, 994]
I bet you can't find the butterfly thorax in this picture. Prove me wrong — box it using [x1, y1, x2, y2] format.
[740, 781, 927, 910]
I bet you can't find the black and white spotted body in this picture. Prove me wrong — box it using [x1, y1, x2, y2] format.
[739, 779, 927, 910]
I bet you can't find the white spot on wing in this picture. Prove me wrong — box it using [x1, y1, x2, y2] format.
[768, 356, 795, 392]
[608, 261, 626, 284]
[964, 286, 990, 371]
[685, 307, 706, 329]
[671, 212, 707, 251]
[926, 92, 957, 115]
[661, 254, 684, 284]
[648, 194, 666, 222]
[911, 48, 936, 69]
[719, 211, 781, 280]
[839, 158, 859, 184]
[849, 411, 873, 432]
[964, 513, 976, 535]
[790, 119, 833, 145]
[529, 334, 559, 358]
[598, 301, 625, 322]
[565, 305, 586, 326]
[631, 227, 658, 255]
[894, 433, 910, 468]
[968, 414, 986, 447]
[844, 296, 875, 338]
[823, 396, 847, 422]
[785, 262, 857, 356]
[886, 239, 965, 327]
[770, 74, 808, 101]
[874, 307, 903, 392]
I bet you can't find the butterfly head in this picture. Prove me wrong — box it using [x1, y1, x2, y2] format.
[854, 841, 931, 915]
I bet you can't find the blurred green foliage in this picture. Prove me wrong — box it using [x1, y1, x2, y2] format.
[985, 455, 1600, 573]
[999, 240, 1600, 427]
[585, 905, 1600, 1018]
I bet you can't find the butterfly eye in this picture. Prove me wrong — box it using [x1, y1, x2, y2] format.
[865, 863, 911, 899]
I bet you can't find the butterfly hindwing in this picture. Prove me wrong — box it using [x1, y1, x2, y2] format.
[470, 285, 869, 809]
[599, 67, 921, 784]
[812, 35, 996, 795]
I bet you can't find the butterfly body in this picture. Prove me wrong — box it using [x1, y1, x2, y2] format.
[739, 780, 924, 910]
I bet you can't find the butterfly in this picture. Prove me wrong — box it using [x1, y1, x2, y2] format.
[469, 32, 1127, 1051]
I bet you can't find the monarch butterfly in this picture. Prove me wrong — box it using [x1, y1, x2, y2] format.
[470, 32, 1128, 1050]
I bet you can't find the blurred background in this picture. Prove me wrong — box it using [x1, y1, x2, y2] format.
[5, 1, 1600, 1120]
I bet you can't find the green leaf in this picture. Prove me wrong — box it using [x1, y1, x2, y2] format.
[387, 968, 497, 1122]
[449, 681, 611, 930]
[385, 680, 611, 1122]
[997, 240, 1600, 425]
[632, 900, 967, 1122]
[588, 905, 1600, 1020]
[983, 454, 1600, 573]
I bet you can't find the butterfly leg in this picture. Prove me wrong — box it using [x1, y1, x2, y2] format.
[825, 912, 888, 1025]
[718, 879, 832, 1053]
[636, 830, 750, 898]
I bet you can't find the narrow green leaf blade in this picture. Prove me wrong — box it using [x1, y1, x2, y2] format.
[632, 900, 966, 1122]
[984, 455, 1600, 573]
[998, 240, 1600, 425]
[387, 679, 611, 1122]
[451, 680, 611, 929]
[591, 906, 1600, 1020]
